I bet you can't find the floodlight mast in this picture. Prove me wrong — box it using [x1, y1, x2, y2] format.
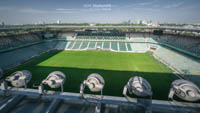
[5, 70, 32, 89]
[39, 71, 66, 94]
[168, 79, 200, 102]
[80, 73, 105, 99]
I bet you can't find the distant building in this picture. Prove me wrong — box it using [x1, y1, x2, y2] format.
[128, 20, 131, 24]
[57, 20, 61, 24]
[1, 22, 5, 26]
[137, 20, 154, 25]
[148, 24, 160, 27]
[89, 23, 95, 26]
[137, 20, 143, 24]
[184, 25, 194, 29]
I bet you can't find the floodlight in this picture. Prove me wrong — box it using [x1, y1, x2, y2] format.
[80, 73, 105, 99]
[123, 76, 152, 101]
[39, 71, 66, 94]
[168, 79, 200, 102]
[6, 70, 32, 88]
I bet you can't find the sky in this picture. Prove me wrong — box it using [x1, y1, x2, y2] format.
[0, 0, 200, 24]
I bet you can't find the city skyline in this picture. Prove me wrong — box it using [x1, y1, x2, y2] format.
[0, 0, 200, 24]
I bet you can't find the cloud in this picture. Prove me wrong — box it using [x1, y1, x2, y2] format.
[56, 5, 112, 13]
[0, 6, 13, 11]
[19, 8, 49, 14]
[123, 0, 158, 8]
[55, 8, 81, 13]
[56, 8, 80, 11]
[18, 7, 82, 14]
[138, 0, 158, 6]
[164, 2, 184, 9]
[54, 11, 79, 14]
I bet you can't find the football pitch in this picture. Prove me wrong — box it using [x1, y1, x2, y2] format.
[5, 50, 177, 100]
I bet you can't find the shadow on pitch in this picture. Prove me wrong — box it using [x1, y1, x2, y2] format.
[5, 65, 178, 100]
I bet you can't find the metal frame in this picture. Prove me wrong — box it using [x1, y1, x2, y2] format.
[0, 87, 200, 113]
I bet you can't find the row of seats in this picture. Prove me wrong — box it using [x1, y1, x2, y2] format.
[66, 41, 133, 52]
[0, 41, 61, 68]
[2, 32, 199, 56]
[154, 46, 200, 75]
[76, 36, 126, 40]
[0, 34, 42, 50]
[129, 33, 200, 56]
[155, 36, 200, 56]
[62, 40, 150, 52]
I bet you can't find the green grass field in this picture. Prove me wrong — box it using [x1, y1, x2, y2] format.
[5, 50, 177, 100]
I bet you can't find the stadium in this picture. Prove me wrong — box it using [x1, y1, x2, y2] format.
[1, 0, 200, 112]
[0, 25, 200, 113]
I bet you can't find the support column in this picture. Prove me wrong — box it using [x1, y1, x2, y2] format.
[95, 103, 102, 113]
[0, 95, 25, 113]
[45, 98, 61, 113]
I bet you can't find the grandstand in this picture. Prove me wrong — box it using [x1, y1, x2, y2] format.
[0, 30, 200, 113]
[0, 33, 42, 50]
[76, 36, 126, 40]
[154, 46, 200, 74]
[1, 32, 200, 78]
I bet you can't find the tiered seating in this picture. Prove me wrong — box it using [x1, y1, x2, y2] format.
[103, 36, 126, 40]
[130, 43, 148, 53]
[119, 42, 126, 51]
[132, 38, 145, 42]
[76, 36, 126, 40]
[96, 36, 103, 40]
[68, 41, 132, 52]
[154, 46, 200, 75]
[80, 42, 88, 49]
[44, 41, 60, 50]
[129, 33, 200, 56]
[0, 42, 52, 68]
[57, 32, 75, 39]
[67, 41, 75, 49]
[129, 33, 144, 38]
[127, 43, 132, 51]
[55, 41, 68, 50]
[0, 38, 13, 49]
[0, 50, 27, 68]
[0, 34, 42, 50]
[146, 37, 158, 48]
[16, 35, 41, 43]
[152, 35, 200, 56]
[88, 42, 96, 49]
[80, 42, 89, 49]
[111, 42, 118, 51]
[103, 42, 110, 49]
[96, 42, 102, 48]
[72, 41, 81, 49]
